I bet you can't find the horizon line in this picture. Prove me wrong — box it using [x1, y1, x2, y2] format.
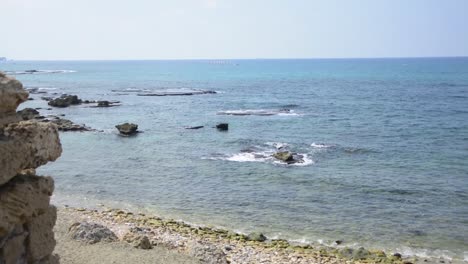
[2, 55, 468, 62]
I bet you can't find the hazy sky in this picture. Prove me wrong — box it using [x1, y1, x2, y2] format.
[2, 0, 468, 60]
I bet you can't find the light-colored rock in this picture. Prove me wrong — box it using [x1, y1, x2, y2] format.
[0, 72, 61, 264]
[0, 121, 62, 185]
[0, 174, 54, 237]
[68, 222, 118, 244]
[187, 241, 228, 264]
[26, 206, 57, 262]
[0, 73, 28, 116]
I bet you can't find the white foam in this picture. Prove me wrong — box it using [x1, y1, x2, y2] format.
[311, 142, 333, 149]
[272, 153, 314, 166]
[265, 142, 289, 150]
[225, 152, 269, 163]
[217, 109, 300, 116]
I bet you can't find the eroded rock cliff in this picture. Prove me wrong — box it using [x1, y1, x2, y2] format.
[0, 72, 62, 264]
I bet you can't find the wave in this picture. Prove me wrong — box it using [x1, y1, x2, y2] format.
[310, 142, 334, 149]
[112, 88, 217, 96]
[205, 142, 313, 166]
[217, 109, 300, 116]
[5, 70, 76, 75]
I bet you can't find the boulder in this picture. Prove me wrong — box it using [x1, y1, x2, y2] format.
[0, 121, 62, 185]
[216, 123, 228, 131]
[272, 152, 294, 163]
[0, 73, 28, 116]
[48, 94, 82, 107]
[17, 108, 40, 120]
[116, 123, 138, 136]
[187, 241, 228, 264]
[247, 232, 267, 242]
[48, 98, 70, 108]
[68, 222, 118, 244]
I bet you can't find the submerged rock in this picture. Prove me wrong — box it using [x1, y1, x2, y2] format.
[116, 123, 138, 136]
[185, 126, 204, 130]
[92, 100, 121, 108]
[97, 100, 110, 107]
[216, 123, 229, 131]
[68, 222, 118, 244]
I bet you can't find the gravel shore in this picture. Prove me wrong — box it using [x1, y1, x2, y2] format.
[53, 206, 418, 264]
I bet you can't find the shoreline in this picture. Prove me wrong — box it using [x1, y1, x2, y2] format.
[55, 206, 423, 264]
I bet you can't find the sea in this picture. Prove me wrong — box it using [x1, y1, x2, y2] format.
[1, 58, 467, 262]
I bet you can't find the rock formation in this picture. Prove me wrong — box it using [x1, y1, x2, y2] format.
[0, 72, 62, 263]
[115, 123, 139, 136]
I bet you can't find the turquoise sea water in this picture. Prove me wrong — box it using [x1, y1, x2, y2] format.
[2, 58, 467, 261]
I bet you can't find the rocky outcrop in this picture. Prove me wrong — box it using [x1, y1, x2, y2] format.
[116, 123, 139, 136]
[48, 94, 82, 108]
[0, 72, 62, 264]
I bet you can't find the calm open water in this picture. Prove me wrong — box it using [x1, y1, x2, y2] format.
[2, 58, 467, 261]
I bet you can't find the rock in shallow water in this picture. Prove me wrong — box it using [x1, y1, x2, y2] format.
[216, 123, 228, 131]
[68, 222, 118, 244]
[116, 123, 139, 136]
[272, 151, 294, 162]
[48, 94, 82, 108]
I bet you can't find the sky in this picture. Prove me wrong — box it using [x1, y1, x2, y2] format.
[1, 0, 468, 60]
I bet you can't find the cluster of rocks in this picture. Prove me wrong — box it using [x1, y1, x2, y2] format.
[0, 72, 62, 263]
[16, 107, 93, 132]
[44, 94, 120, 108]
[63, 207, 414, 264]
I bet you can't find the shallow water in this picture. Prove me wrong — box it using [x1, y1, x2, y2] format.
[2, 58, 467, 261]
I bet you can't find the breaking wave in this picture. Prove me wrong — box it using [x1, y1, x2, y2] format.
[204, 142, 313, 166]
[217, 109, 300, 116]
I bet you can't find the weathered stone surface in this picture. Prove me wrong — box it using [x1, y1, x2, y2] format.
[68, 222, 118, 244]
[0, 121, 62, 185]
[17, 108, 40, 121]
[1, 231, 28, 264]
[26, 206, 57, 262]
[0, 72, 60, 264]
[0, 72, 28, 116]
[187, 242, 228, 264]
[0, 174, 54, 237]
[272, 151, 294, 162]
[115, 123, 139, 136]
